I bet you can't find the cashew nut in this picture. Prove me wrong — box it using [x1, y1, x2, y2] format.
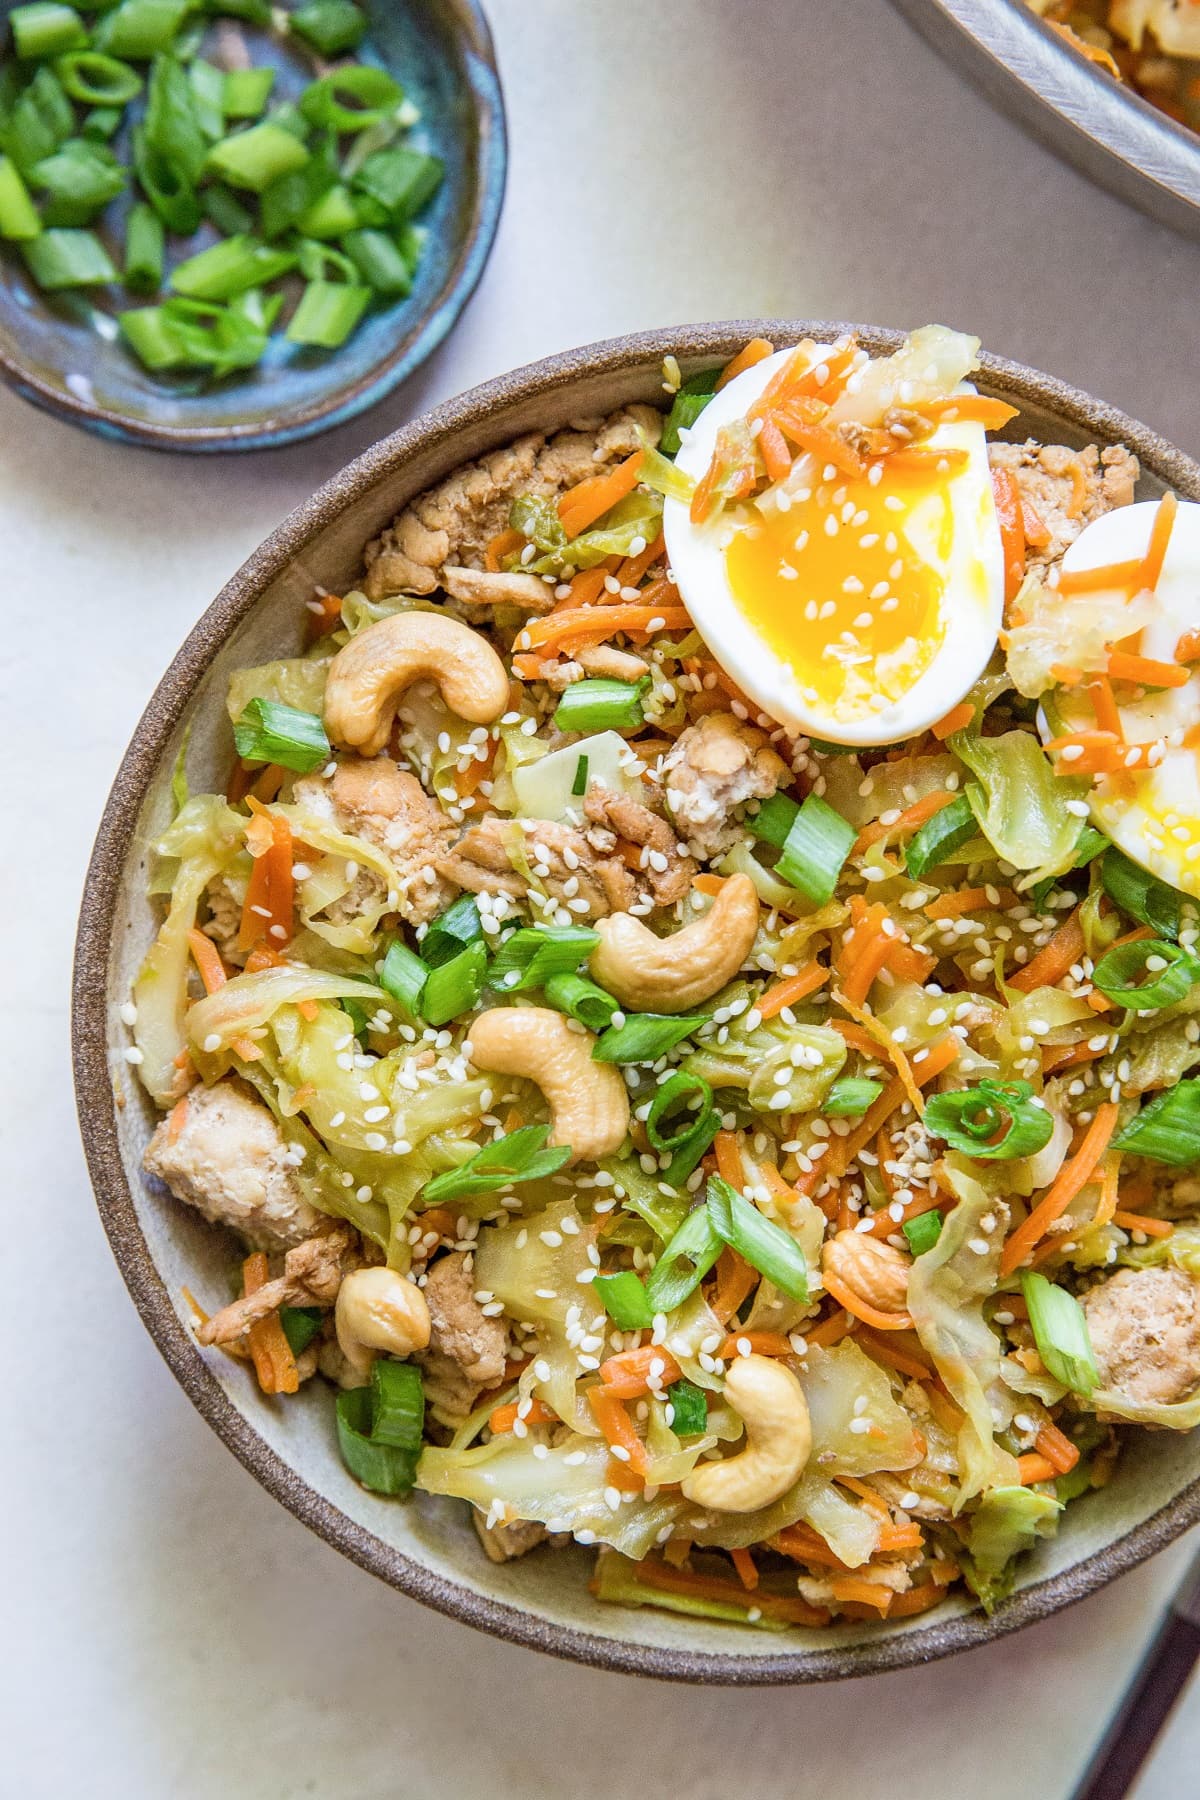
[588, 871, 760, 1014]
[681, 1354, 811, 1513]
[465, 1007, 630, 1163]
[324, 612, 509, 756]
[822, 1230, 911, 1315]
[335, 1266, 431, 1380]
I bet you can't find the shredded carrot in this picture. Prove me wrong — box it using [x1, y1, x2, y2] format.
[991, 465, 1028, 609]
[803, 1309, 855, 1349]
[758, 416, 793, 483]
[710, 1247, 757, 1325]
[886, 1583, 949, 1619]
[825, 1576, 895, 1613]
[598, 1345, 682, 1399]
[931, 701, 974, 741]
[774, 398, 865, 478]
[186, 926, 228, 995]
[588, 1385, 647, 1477]
[856, 1327, 934, 1379]
[557, 449, 645, 540]
[852, 789, 956, 856]
[1057, 557, 1146, 596]
[1175, 630, 1200, 665]
[616, 531, 666, 589]
[166, 1095, 190, 1144]
[249, 763, 286, 805]
[815, 1036, 960, 1185]
[865, 1186, 943, 1243]
[831, 1019, 889, 1062]
[715, 337, 775, 391]
[885, 939, 937, 984]
[836, 1474, 891, 1516]
[690, 872, 726, 898]
[306, 591, 343, 638]
[719, 1331, 795, 1360]
[1041, 1037, 1109, 1075]
[1140, 491, 1178, 592]
[488, 1397, 558, 1434]
[1066, 459, 1089, 521]
[712, 1130, 745, 1190]
[1007, 906, 1084, 994]
[822, 1269, 913, 1332]
[754, 962, 829, 1019]
[626, 1559, 830, 1626]
[454, 740, 496, 798]
[925, 885, 1016, 919]
[1020, 498, 1051, 549]
[237, 804, 294, 953]
[241, 1252, 299, 1396]
[1000, 1103, 1120, 1274]
[1106, 650, 1189, 690]
[884, 446, 969, 475]
[919, 395, 1019, 430]
[1113, 1210, 1174, 1240]
[1035, 1422, 1081, 1475]
[484, 528, 524, 572]
[517, 601, 691, 655]
[729, 1546, 759, 1590]
[833, 991, 923, 1115]
[1086, 675, 1124, 741]
[1017, 1453, 1058, 1486]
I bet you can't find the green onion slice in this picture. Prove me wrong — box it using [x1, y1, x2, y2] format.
[746, 790, 799, 851]
[923, 1079, 1053, 1161]
[823, 1076, 883, 1118]
[12, 2, 89, 60]
[93, 0, 191, 60]
[55, 49, 142, 105]
[278, 1304, 323, 1356]
[706, 1174, 808, 1303]
[1091, 937, 1200, 1010]
[666, 1377, 708, 1436]
[489, 924, 599, 991]
[543, 971, 620, 1033]
[286, 278, 371, 349]
[570, 753, 589, 798]
[123, 198, 163, 292]
[1101, 848, 1186, 943]
[299, 65, 402, 134]
[379, 939, 427, 1014]
[290, 0, 368, 56]
[206, 119, 309, 192]
[352, 143, 442, 220]
[422, 1124, 571, 1205]
[593, 1270, 653, 1331]
[0, 155, 42, 240]
[904, 793, 978, 880]
[1020, 1272, 1099, 1395]
[368, 1357, 425, 1451]
[22, 224, 116, 287]
[421, 895, 483, 969]
[660, 368, 718, 457]
[342, 225, 413, 296]
[171, 234, 297, 302]
[222, 64, 275, 121]
[335, 1362, 423, 1495]
[232, 696, 329, 773]
[553, 677, 648, 735]
[643, 1203, 724, 1314]
[776, 794, 855, 907]
[421, 939, 487, 1027]
[592, 1012, 710, 1064]
[902, 1211, 942, 1256]
[1112, 1079, 1200, 1166]
[645, 1069, 718, 1185]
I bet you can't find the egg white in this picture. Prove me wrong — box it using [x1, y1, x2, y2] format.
[663, 346, 1005, 746]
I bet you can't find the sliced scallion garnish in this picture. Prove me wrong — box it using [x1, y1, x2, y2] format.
[592, 1011, 710, 1064]
[593, 1270, 653, 1331]
[553, 677, 648, 735]
[1091, 937, 1200, 1010]
[923, 1079, 1053, 1161]
[1101, 848, 1186, 942]
[488, 924, 599, 991]
[421, 1124, 571, 1205]
[902, 1211, 942, 1256]
[285, 277, 371, 348]
[776, 794, 855, 907]
[644, 1069, 718, 1186]
[667, 1377, 708, 1435]
[543, 971, 620, 1033]
[904, 792, 978, 880]
[706, 1174, 808, 1302]
[232, 696, 329, 773]
[335, 1359, 423, 1494]
[1020, 1272, 1099, 1395]
[420, 938, 487, 1027]
[421, 894, 483, 969]
[379, 938, 428, 1014]
[643, 1203, 724, 1313]
[1112, 1079, 1200, 1166]
[22, 221, 115, 284]
[822, 1076, 883, 1118]
[289, 0, 368, 57]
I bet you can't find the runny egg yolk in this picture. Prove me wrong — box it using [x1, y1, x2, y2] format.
[724, 463, 955, 720]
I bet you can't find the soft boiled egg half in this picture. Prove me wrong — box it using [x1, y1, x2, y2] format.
[663, 332, 1006, 745]
[1041, 498, 1200, 900]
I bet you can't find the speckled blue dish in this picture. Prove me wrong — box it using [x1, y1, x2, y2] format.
[0, 0, 506, 451]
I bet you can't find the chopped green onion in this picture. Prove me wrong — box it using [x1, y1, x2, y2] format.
[776, 794, 855, 907]
[660, 368, 718, 457]
[421, 894, 482, 969]
[1028, 826, 1109, 911]
[904, 793, 978, 880]
[342, 224, 413, 295]
[30, 137, 126, 219]
[171, 233, 297, 300]
[232, 697, 330, 773]
[422, 1123, 571, 1205]
[200, 181, 254, 235]
[924, 1080, 1053, 1161]
[186, 56, 225, 138]
[22, 224, 116, 286]
[352, 142, 442, 220]
[258, 157, 330, 238]
[285, 277, 370, 348]
[643, 1202, 724, 1313]
[335, 1362, 422, 1495]
[667, 1377, 708, 1435]
[823, 1076, 883, 1118]
[93, 0, 190, 60]
[592, 1012, 710, 1064]
[368, 1357, 425, 1451]
[379, 939, 428, 1014]
[570, 753, 589, 797]
[132, 123, 200, 232]
[299, 65, 401, 134]
[543, 971, 620, 1033]
[0, 155, 41, 239]
[1112, 1079, 1200, 1166]
[644, 1069, 718, 1185]
[208, 0, 272, 21]
[54, 48, 141, 104]
[222, 64, 275, 120]
[747, 790, 799, 850]
[1020, 1272, 1099, 1396]
[119, 292, 275, 374]
[1101, 848, 1186, 942]
[81, 105, 123, 139]
[421, 938, 487, 1026]
[278, 1304, 322, 1355]
[295, 236, 358, 282]
[11, 3, 89, 60]
[206, 119, 309, 192]
[903, 1211, 943, 1256]
[290, 0, 367, 56]
[489, 924, 599, 991]
[123, 198, 163, 291]
[6, 65, 74, 171]
[594, 1270, 653, 1331]
[553, 677, 648, 735]
[1091, 937, 1200, 1010]
[706, 1174, 808, 1303]
[295, 180, 364, 239]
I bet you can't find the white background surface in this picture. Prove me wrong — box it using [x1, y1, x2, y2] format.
[2, 2, 1197, 1795]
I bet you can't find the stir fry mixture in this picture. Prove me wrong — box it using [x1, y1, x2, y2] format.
[129, 326, 1200, 1633]
[1030, 1, 1200, 132]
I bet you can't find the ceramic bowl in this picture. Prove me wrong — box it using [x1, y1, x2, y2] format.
[72, 321, 1200, 1682]
[0, 0, 506, 450]
[890, 0, 1200, 239]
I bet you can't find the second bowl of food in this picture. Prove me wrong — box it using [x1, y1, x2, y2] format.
[74, 320, 1200, 1682]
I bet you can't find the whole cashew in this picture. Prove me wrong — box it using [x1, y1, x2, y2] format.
[465, 1007, 629, 1163]
[822, 1230, 911, 1315]
[589, 872, 760, 1014]
[680, 1354, 811, 1513]
[335, 1266, 431, 1381]
[324, 612, 510, 756]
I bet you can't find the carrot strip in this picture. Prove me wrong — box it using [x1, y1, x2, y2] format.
[616, 531, 666, 589]
[999, 1103, 1120, 1274]
[517, 602, 691, 655]
[729, 1546, 759, 1590]
[237, 805, 294, 953]
[484, 528, 524, 572]
[598, 1346, 682, 1398]
[588, 1385, 647, 1477]
[931, 701, 974, 740]
[754, 962, 829, 1019]
[691, 872, 726, 898]
[884, 447, 969, 475]
[1087, 675, 1124, 740]
[1175, 630, 1200, 665]
[824, 1576, 895, 1613]
[822, 1270, 913, 1332]
[1140, 491, 1178, 592]
[925, 885, 1016, 919]
[815, 1036, 960, 1185]
[306, 591, 343, 639]
[831, 1019, 889, 1062]
[1057, 558, 1146, 596]
[1017, 1453, 1058, 1486]
[1106, 650, 1189, 690]
[1041, 1037, 1109, 1075]
[856, 1327, 934, 1379]
[1035, 1422, 1080, 1474]
[558, 450, 645, 540]
[865, 1187, 943, 1242]
[1007, 906, 1084, 993]
[852, 790, 956, 856]
[715, 337, 775, 391]
[241, 1252, 299, 1396]
[626, 1559, 830, 1626]
[1112, 1210, 1174, 1240]
[803, 1309, 855, 1348]
[919, 396, 1019, 430]
[886, 1584, 949, 1619]
[758, 417, 793, 483]
[489, 1398, 558, 1434]
[187, 926, 228, 995]
[990, 466, 1028, 609]
[719, 1331, 795, 1360]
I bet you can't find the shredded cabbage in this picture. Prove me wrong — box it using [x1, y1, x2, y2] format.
[952, 725, 1087, 888]
[962, 1485, 1061, 1613]
[226, 656, 329, 723]
[684, 984, 847, 1112]
[1006, 575, 1156, 699]
[828, 324, 981, 428]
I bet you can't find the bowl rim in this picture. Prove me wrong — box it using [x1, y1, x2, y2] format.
[889, 0, 1200, 238]
[72, 318, 1200, 1683]
[0, 0, 508, 453]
